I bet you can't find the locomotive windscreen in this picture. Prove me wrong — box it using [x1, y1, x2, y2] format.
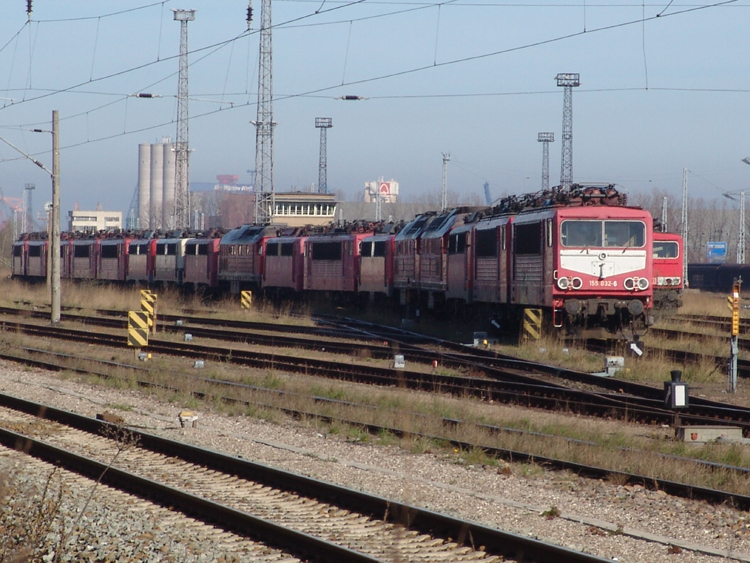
[653, 241, 678, 258]
[561, 220, 644, 248]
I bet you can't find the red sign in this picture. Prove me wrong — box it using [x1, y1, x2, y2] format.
[379, 182, 389, 195]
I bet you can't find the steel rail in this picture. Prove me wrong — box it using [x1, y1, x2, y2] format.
[0, 393, 612, 563]
[0, 319, 718, 428]
[5, 347, 750, 512]
[7, 317, 750, 433]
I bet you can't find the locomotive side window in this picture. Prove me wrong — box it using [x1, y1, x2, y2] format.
[373, 241, 386, 257]
[101, 245, 118, 259]
[198, 244, 208, 256]
[475, 229, 497, 257]
[186, 244, 197, 256]
[312, 241, 342, 260]
[29, 245, 41, 257]
[280, 243, 293, 256]
[74, 245, 90, 258]
[166, 244, 177, 256]
[653, 241, 679, 258]
[448, 233, 466, 254]
[361, 241, 372, 257]
[266, 242, 279, 256]
[514, 222, 542, 255]
[13, 245, 21, 257]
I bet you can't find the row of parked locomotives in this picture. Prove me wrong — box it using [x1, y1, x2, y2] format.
[12, 183, 673, 337]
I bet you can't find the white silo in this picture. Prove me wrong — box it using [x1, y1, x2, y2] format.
[162, 143, 176, 230]
[150, 141, 164, 230]
[138, 143, 151, 229]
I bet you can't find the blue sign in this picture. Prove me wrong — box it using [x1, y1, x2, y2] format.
[707, 242, 727, 264]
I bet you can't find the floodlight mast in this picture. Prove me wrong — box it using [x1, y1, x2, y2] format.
[315, 118, 332, 194]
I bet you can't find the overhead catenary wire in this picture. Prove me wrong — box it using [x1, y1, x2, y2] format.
[0, 0, 740, 165]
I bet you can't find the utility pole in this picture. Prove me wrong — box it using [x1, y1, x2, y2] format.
[681, 168, 688, 283]
[315, 118, 332, 194]
[661, 196, 668, 232]
[253, 0, 275, 224]
[441, 152, 450, 212]
[556, 73, 580, 190]
[173, 9, 195, 230]
[51, 110, 60, 325]
[537, 133, 554, 191]
[23, 183, 34, 233]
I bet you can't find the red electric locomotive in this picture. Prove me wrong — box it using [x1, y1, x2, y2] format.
[652, 232, 684, 310]
[304, 227, 374, 294]
[262, 228, 308, 297]
[183, 233, 223, 291]
[219, 225, 277, 294]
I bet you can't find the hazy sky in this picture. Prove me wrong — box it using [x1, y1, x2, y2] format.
[0, 0, 747, 221]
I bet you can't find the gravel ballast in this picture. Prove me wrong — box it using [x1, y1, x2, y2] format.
[1, 362, 749, 563]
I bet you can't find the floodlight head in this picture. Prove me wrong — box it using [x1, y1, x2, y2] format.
[315, 117, 333, 129]
[538, 132, 554, 143]
[742, 157, 750, 166]
[172, 9, 196, 21]
[724, 192, 738, 201]
[556, 73, 580, 87]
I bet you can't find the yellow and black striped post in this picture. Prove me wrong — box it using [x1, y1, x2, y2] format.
[128, 311, 149, 357]
[521, 308, 543, 341]
[140, 289, 158, 334]
[240, 290, 253, 309]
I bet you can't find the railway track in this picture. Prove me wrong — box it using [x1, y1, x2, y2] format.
[7, 341, 750, 515]
[8, 306, 750, 434]
[0, 392, 612, 563]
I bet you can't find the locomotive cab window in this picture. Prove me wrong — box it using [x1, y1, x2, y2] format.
[74, 245, 90, 258]
[653, 241, 679, 259]
[101, 245, 118, 259]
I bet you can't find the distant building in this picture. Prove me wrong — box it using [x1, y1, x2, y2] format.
[364, 178, 399, 203]
[68, 209, 122, 233]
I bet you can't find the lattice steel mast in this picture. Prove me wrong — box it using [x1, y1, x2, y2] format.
[173, 9, 195, 230]
[253, 0, 275, 224]
[556, 73, 579, 190]
[441, 152, 450, 212]
[661, 196, 668, 232]
[315, 118, 332, 194]
[537, 133, 554, 191]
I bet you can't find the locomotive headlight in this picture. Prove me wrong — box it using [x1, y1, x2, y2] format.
[637, 277, 649, 290]
[623, 277, 635, 291]
[657, 276, 666, 285]
[571, 277, 583, 290]
[557, 277, 570, 290]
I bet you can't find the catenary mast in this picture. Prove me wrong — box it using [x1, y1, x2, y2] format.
[173, 9, 195, 230]
[537, 133, 554, 191]
[556, 73, 579, 190]
[253, 0, 275, 225]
